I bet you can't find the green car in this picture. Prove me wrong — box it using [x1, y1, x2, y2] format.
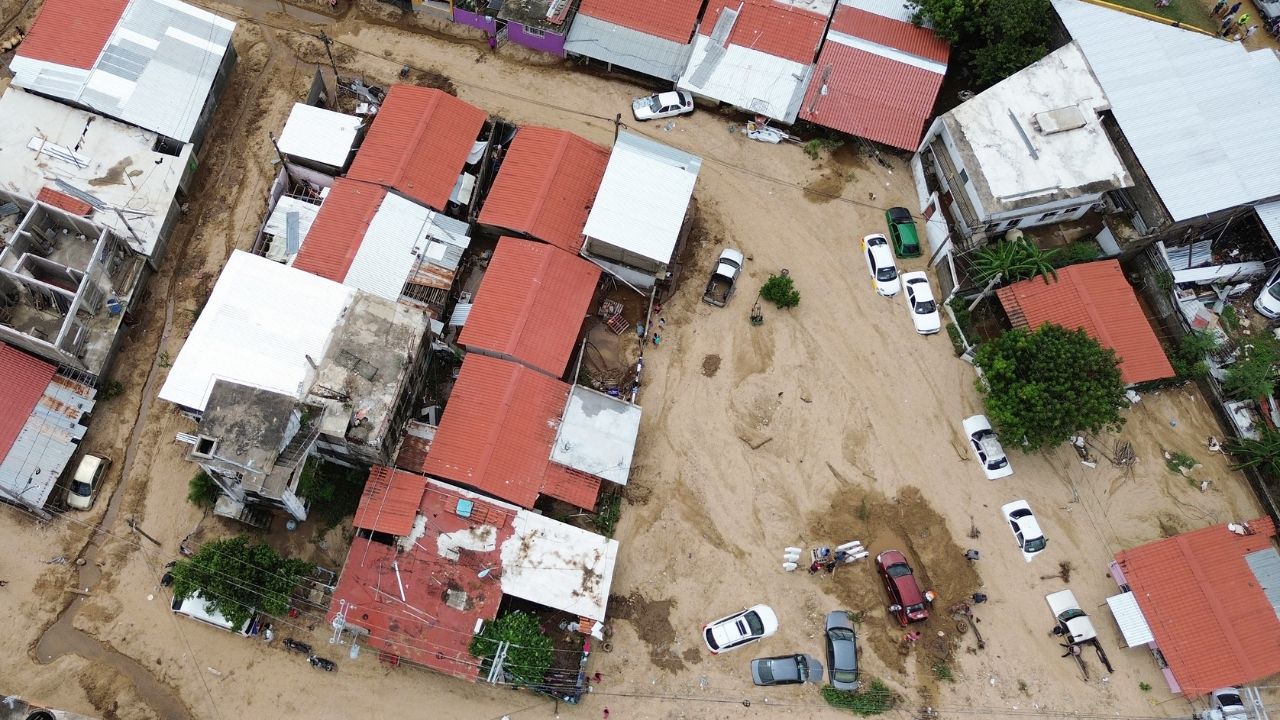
[885, 207, 921, 258]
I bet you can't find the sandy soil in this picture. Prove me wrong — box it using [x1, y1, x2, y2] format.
[0, 1, 1269, 718]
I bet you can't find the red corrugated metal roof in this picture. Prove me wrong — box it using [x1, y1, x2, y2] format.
[702, 0, 830, 64]
[829, 6, 949, 63]
[577, 0, 702, 43]
[36, 187, 93, 217]
[1116, 517, 1280, 696]
[347, 86, 487, 210]
[477, 127, 608, 253]
[0, 344, 56, 458]
[458, 238, 599, 378]
[542, 463, 602, 509]
[291, 178, 385, 282]
[17, 0, 128, 70]
[995, 260, 1174, 385]
[417, 355, 592, 509]
[329, 481, 517, 679]
[352, 465, 427, 536]
[799, 42, 945, 151]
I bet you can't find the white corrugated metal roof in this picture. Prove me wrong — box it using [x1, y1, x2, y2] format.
[277, 103, 361, 168]
[565, 15, 695, 81]
[501, 510, 619, 621]
[158, 250, 355, 412]
[342, 193, 470, 302]
[9, 0, 234, 143]
[550, 386, 641, 486]
[1106, 592, 1155, 647]
[1257, 201, 1280, 252]
[1246, 548, 1280, 623]
[1054, 0, 1280, 222]
[838, 0, 914, 22]
[678, 35, 814, 122]
[582, 131, 700, 266]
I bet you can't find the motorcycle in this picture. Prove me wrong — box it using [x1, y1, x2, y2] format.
[308, 655, 336, 672]
[282, 638, 312, 655]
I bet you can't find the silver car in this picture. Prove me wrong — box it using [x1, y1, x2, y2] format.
[750, 654, 822, 686]
[824, 611, 860, 691]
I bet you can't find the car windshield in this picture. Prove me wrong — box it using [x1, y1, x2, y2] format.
[1270, 282, 1280, 301]
[648, 96, 662, 111]
[71, 480, 92, 496]
[906, 603, 926, 615]
[829, 628, 854, 640]
[1217, 693, 1243, 707]
[834, 669, 858, 683]
[916, 300, 936, 314]
[745, 611, 764, 635]
[1024, 536, 1047, 553]
[876, 266, 897, 282]
[1058, 608, 1086, 623]
[886, 562, 912, 578]
[757, 663, 774, 683]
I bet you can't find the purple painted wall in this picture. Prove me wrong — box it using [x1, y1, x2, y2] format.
[453, 8, 497, 32]
[506, 23, 567, 56]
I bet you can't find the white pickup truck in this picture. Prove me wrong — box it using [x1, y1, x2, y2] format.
[1196, 687, 1249, 720]
[1046, 589, 1096, 643]
[703, 248, 744, 307]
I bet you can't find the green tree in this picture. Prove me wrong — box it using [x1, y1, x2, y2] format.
[187, 471, 219, 509]
[910, 0, 1052, 86]
[974, 324, 1126, 451]
[171, 536, 313, 629]
[761, 273, 801, 309]
[1167, 330, 1217, 380]
[1226, 428, 1280, 478]
[1224, 338, 1278, 401]
[970, 240, 1059, 286]
[469, 611, 554, 687]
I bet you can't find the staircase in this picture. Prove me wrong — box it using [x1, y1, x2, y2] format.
[214, 495, 272, 529]
[276, 422, 321, 469]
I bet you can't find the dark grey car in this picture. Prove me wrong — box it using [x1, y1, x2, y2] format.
[825, 610, 860, 691]
[750, 654, 823, 686]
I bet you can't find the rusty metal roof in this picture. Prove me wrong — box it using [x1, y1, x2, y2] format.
[347, 86, 487, 210]
[458, 238, 599, 378]
[477, 127, 608, 253]
[36, 187, 93, 217]
[996, 260, 1174, 385]
[576, 0, 702, 43]
[15, 0, 128, 70]
[1116, 517, 1280, 696]
[701, 0, 831, 64]
[829, 5, 949, 63]
[0, 344, 56, 458]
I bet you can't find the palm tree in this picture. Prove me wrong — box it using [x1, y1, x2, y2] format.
[1226, 428, 1280, 479]
[970, 239, 1060, 286]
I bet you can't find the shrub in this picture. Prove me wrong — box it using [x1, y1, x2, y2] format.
[470, 611, 554, 687]
[761, 273, 801, 309]
[187, 471, 219, 509]
[822, 680, 895, 715]
[1224, 338, 1278, 401]
[297, 457, 367, 528]
[1049, 242, 1101, 269]
[99, 380, 125, 401]
[1167, 330, 1217, 379]
[593, 493, 622, 538]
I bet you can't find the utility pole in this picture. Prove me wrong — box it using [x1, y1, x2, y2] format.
[318, 32, 340, 89]
[268, 131, 295, 184]
[613, 113, 622, 143]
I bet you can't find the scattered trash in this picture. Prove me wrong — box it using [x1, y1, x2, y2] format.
[45, 555, 67, 565]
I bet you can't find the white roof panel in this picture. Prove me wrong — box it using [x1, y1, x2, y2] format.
[277, 103, 361, 168]
[582, 131, 700, 266]
[344, 193, 437, 303]
[1106, 592, 1155, 648]
[10, 0, 234, 143]
[1258, 201, 1280, 253]
[0, 87, 189, 258]
[678, 35, 813, 123]
[1053, 0, 1280, 221]
[837, 0, 914, 22]
[158, 250, 355, 412]
[501, 511, 619, 621]
[550, 386, 642, 486]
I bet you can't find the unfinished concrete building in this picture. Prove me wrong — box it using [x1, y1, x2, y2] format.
[0, 189, 146, 383]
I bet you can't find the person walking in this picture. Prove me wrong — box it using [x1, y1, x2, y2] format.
[1238, 12, 1250, 27]
[1213, 0, 1227, 13]
[1228, 2, 1243, 16]
[1221, 14, 1236, 35]
[1246, 24, 1259, 39]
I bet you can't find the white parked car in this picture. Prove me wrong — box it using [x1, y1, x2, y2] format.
[861, 234, 900, 297]
[703, 604, 778, 654]
[1045, 589, 1096, 643]
[1255, 265, 1280, 319]
[1001, 500, 1047, 562]
[632, 91, 694, 121]
[962, 415, 1012, 480]
[66, 454, 110, 510]
[901, 271, 941, 334]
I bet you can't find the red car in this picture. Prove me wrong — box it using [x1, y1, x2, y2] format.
[876, 550, 929, 625]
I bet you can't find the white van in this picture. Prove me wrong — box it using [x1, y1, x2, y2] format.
[65, 454, 110, 510]
[171, 591, 255, 635]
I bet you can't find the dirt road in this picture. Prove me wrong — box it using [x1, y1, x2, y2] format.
[0, 1, 1265, 718]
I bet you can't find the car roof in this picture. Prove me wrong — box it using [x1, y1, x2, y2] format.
[656, 91, 683, 104]
[887, 207, 911, 222]
[979, 436, 1006, 457]
[869, 243, 894, 264]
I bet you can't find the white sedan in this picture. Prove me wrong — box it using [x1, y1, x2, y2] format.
[1255, 265, 1280, 319]
[962, 415, 1013, 479]
[861, 234, 900, 296]
[1001, 500, 1048, 562]
[901, 272, 941, 334]
[703, 604, 778, 654]
[632, 91, 694, 121]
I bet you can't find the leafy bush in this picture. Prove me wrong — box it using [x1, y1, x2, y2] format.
[970, 240, 1059, 286]
[1226, 428, 1280, 478]
[1164, 451, 1197, 475]
[99, 380, 125, 401]
[974, 324, 1126, 451]
[470, 611, 554, 687]
[296, 457, 367, 529]
[822, 680, 895, 715]
[188, 471, 219, 509]
[761, 273, 801, 309]
[945, 323, 967, 356]
[171, 536, 313, 629]
[803, 137, 843, 160]
[1224, 338, 1278, 401]
[593, 493, 622, 538]
[1167, 331, 1217, 379]
[1221, 305, 1239, 334]
[933, 663, 956, 682]
[1049, 242, 1101, 269]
